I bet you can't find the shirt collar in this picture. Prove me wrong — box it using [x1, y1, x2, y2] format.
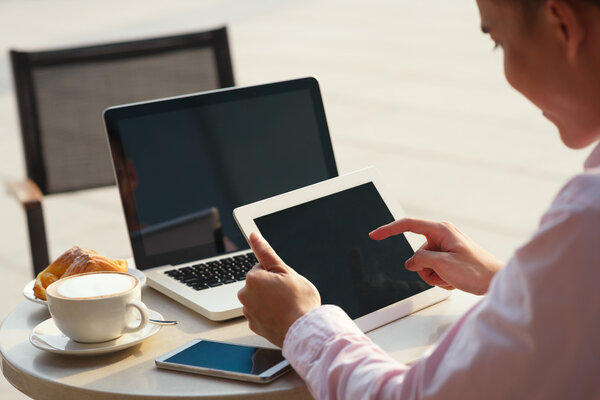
[584, 142, 600, 170]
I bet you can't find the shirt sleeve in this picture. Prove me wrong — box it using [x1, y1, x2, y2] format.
[282, 199, 600, 400]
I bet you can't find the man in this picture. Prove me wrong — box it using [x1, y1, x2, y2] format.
[238, 0, 600, 398]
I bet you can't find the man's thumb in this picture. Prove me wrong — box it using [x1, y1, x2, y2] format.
[249, 232, 286, 272]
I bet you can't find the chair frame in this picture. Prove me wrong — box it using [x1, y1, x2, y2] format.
[7, 27, 235, 276]
[11, 27, 234, 194]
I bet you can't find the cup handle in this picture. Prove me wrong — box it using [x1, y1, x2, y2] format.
[122, 300, 149, 334]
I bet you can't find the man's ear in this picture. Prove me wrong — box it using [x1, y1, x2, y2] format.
[544, 0, 585, 63]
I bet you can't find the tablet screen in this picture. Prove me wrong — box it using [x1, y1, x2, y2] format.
[254, 182, 431, 320]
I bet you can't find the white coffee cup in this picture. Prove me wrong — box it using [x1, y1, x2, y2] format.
[46, 271, 149, 343]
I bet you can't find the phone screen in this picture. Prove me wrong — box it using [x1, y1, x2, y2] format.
[161, 340, 287, 376]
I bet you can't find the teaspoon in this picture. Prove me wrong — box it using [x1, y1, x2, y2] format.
[149, 318, 178, 326]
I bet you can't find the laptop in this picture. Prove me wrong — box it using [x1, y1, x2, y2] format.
[104, 77, 338, 321]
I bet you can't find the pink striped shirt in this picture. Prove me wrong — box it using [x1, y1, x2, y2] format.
[282, 143, 600, 399]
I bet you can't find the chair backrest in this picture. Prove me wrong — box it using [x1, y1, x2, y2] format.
[10, 27, 235, 195]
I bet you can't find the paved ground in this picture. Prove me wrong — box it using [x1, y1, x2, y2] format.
[0, 0, 591, 398]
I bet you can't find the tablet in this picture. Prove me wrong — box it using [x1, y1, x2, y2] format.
[233, 167, 450, 332]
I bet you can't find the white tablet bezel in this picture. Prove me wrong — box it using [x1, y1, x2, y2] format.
[233, 167, 450, 333]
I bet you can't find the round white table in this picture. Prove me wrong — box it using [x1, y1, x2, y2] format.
[1, 285, 480, 400]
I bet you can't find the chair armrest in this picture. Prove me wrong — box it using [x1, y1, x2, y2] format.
[5, 179, 50, 275]
[5, 179, 43, 209]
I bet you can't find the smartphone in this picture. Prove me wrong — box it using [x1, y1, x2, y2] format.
[155, 339, 291, 383]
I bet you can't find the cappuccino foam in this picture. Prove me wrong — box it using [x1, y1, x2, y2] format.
[53, 273, 136, 299]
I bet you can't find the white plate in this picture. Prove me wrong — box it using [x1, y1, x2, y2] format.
[23, 268, 147, 306]
[29, 309, 162, 355]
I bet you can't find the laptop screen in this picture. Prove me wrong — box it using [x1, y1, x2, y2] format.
[105, 77, 337, 269]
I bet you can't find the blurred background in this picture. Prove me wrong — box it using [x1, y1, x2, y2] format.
[0, 0, 590, 398]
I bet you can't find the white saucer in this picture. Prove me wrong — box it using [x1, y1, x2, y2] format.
[29, 309, 163, 356]
[23, 268, 147, 306]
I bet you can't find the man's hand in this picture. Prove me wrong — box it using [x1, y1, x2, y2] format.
[370, 218, 504, 295]
[237, 232, 321, 347]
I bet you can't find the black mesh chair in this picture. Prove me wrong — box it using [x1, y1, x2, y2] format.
[7, 27, 235, 276]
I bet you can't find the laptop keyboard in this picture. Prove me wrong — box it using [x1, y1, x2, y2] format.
[164, 252, 257, 291]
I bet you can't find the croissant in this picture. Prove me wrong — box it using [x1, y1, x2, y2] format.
[32, 246, 127, 300]
[63, 253, 127, 277]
